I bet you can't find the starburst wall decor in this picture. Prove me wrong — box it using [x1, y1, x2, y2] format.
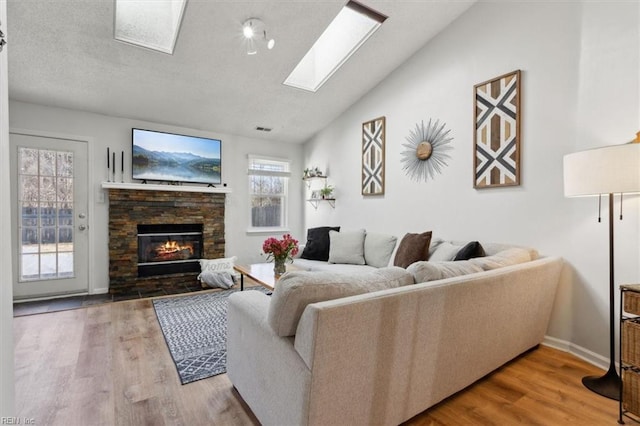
[401, 119, 453, 182]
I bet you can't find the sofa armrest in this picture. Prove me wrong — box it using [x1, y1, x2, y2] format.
[227, 291, 312, 426]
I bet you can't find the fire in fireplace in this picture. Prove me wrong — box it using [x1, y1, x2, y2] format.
[137, 224, 203, 277]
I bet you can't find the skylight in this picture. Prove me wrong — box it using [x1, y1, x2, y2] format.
[283, 1, 387, 93]
[114, 0, 187, 54]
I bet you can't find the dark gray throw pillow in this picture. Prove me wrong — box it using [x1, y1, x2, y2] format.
[454, 241, 486, 261]
[301, 226, 340, 261]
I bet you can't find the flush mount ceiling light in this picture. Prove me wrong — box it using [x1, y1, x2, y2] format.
[114, 0, 187, 54]
[283, 0, 387, 93]
[242, 18, 275, 55]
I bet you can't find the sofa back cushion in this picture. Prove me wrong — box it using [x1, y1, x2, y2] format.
[408, 247, 534, 283]
[364, 232, 398, 268]
[468, 247, 533, 270]
[268, 267, 414, 337]
[407, 261, 484, 282]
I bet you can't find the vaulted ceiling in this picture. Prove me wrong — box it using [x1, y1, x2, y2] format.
[7, 0, 475, 143]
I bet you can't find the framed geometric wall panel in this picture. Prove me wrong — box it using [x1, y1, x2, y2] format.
[474, 70, 521, 188]
[362, 116, 386, 195]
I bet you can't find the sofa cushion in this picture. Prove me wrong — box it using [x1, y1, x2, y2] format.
[268, 267, 414, 337]
[393, 231, 432, 268]
[454, 241, 486, 261]
[328, 229, 366, 265]
[407, 260, 484, 282]
[364, 232, 398, 268]
[301, 226, 340, 261]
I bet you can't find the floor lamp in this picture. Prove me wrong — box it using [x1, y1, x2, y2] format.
[563, 132, 640, 400]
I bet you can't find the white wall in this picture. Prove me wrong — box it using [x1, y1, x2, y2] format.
[303, 1, 639, 363]
[9, 100, 304, 294]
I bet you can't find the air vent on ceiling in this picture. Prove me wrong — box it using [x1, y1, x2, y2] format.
[255, 126, 272, 132]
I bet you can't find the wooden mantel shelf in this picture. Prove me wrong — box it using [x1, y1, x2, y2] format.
[101, 181, 232, 194]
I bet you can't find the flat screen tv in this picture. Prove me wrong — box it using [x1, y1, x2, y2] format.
[132, 128, 222, 185]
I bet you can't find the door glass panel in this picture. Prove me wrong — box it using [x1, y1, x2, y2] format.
[18, 147, 75, 281]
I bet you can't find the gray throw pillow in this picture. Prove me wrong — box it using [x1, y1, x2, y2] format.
[364, 232, 398, 268]
[328, 229, 366, 265]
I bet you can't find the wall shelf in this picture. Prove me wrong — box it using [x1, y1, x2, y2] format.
[303, 175, 327, 189]
[307, 198, 335, 210]
[101, 182, 232, 194]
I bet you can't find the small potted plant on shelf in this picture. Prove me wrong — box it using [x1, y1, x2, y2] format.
[320, 185, 334, 199]
[303, 168, 310, 179]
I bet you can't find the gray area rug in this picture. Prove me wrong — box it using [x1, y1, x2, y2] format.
[153, 287, 270, 384]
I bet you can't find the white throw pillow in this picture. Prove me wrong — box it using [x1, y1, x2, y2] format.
[328, 229, 366, 265]
[364, 232, 398, 268]
[428, 242, 462, 261]
[199, 256, 239, 280]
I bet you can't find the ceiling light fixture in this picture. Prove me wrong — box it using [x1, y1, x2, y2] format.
[242, 18, 275, 55]
[114, 0, 187, 55]
[283, 0, 387, 92]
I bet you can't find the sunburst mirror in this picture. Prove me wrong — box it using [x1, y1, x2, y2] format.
[401, 119, 453, 182]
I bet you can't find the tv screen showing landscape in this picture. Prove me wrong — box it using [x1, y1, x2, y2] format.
[132, 128, 222, 185]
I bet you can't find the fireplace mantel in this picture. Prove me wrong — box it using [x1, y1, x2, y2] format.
[101, 181, 232, 194]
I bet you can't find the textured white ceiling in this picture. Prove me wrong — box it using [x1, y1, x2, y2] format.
[7, 0, 475, 143]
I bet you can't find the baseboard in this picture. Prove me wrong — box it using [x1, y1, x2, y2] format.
[14, 288, 109, 303]
[14, 291, 89, 304]
[542, 335, 610, 371]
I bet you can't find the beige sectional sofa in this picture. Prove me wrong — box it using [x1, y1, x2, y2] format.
[227, 241, 563, 426]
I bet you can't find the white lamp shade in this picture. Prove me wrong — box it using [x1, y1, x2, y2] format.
[563, 142, 640, 197]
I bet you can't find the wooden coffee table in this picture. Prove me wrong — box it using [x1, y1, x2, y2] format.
[234, 263, 300, 291]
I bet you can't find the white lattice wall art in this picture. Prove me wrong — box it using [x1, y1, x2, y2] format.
[362, 116, 386, 195]
[474, 70, 521, 188]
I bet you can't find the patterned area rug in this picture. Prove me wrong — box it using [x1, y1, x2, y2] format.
[153, 287, 270, 384]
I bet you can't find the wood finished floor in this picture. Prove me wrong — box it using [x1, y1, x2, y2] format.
[14, 291, 619, 426]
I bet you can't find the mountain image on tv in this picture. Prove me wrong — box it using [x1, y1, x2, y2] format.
[132, 133, 222, 184]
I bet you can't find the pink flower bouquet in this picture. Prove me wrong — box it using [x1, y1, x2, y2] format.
[262, 233, 299, 263]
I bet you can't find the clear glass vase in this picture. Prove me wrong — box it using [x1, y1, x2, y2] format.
[274, 258, 286, 276]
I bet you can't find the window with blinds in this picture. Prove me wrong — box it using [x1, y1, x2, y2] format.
[248, 156, 290, 230]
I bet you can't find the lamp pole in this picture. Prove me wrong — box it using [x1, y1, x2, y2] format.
[581, 193, 621, 400]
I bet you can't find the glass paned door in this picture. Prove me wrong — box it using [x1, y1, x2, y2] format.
[18, 147, 75, 280]
[10, 133, 88, 299]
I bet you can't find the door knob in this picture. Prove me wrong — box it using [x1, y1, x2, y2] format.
[78, 224, 87, 231]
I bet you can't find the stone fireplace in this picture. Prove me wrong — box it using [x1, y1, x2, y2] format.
[108, 188, 225, 298]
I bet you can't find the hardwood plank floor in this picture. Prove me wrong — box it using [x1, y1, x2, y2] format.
[14, 293, 619, 425]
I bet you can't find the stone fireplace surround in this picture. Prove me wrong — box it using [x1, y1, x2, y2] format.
[107, 187, 225, 298]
